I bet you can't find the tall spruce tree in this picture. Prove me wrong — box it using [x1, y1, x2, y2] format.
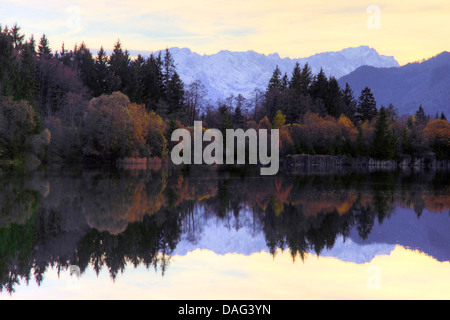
[286, 62, 304, 123]
[161, 49, 185, 118]
[281, 73, 289, 91]
[372, 106, 396, 160]
[19, 37, 38, 102]
[415, 105, 427, 125]
[93, 46, 109, 95]
[342, 83, 357, 121]
[141, 53, 164, 110]
[289, 62, 302, 93]
[128, 54, 146, 103]
[267, 66, 282, 92]
[265, 66, 283, 120]
[300, 63, 313, 94]
[74, 42, 96, 94]
[356, 87, 377, 122]
[325, 77, 345, 118]
[109, 40, 130, 94]
[0, 26, 18, 97]
[37, 34, 51, 58]
[310, 68, 328, 101]
[10, 23, 24, 49]
[167, 70, 185, 116]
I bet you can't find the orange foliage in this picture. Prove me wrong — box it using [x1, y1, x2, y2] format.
[127, 103, 151, 157]
[279, 127, 294, 156]
[424, 119, 450, 154]
[337, 114, 358, 143]
[422, 191, 450, 213]
[125, 182, 166, 223]
[258, 116, 272, 130]
[298, 112, 340, 153]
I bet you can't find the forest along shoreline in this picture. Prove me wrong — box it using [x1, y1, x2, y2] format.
[115, 154, 450, 170]
[3, 154, 449, 173]
[281, 154, 450, 170]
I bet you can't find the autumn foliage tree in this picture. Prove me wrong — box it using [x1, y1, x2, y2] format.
[81, 92, 168, 162]
[0, 97, 47, 161]
[424, 119, 450, 160]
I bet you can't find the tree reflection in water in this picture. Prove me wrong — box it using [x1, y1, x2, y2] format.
[0, 165, 448, 294]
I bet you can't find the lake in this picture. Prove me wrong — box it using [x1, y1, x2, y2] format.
[0, 164, 449, 300]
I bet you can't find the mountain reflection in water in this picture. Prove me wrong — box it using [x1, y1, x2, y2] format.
[0, 165, 448, 295]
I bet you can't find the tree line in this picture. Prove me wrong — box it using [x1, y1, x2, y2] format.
[0, 23, 449, 166]
[208, 63, 449, 160]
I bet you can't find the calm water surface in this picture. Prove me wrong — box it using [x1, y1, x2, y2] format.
[0, 165, 449, 299]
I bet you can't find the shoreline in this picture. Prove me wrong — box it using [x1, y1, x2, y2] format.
[281, 154, 450, 170]
[2, 154, 449, 173]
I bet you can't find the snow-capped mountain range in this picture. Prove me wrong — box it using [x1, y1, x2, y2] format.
[154, 46, 399, 104]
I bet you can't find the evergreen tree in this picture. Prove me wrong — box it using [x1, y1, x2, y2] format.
[37, 34, 51, 58]
[18, 38, 38, 102]
[267, 66, 282, 92]
[58, 42, 73, 67]
[281, 73, 289, 91]
[386, 103, 398, 121]
[141, 53, 164, 110]
[415, 105, 427, 125]
[160, 49, 185, 118]
[128, 54, 146, 103]
[93, 46, 110, 95]
[300, 63, 313, 94]
[310, 68, 328, 101]
[109, 40, 130, 94]
[166, 116, 180, 149]
[232, 105, 245, 129]
[356, 87, 377, 122]
[10, 23, 24, 49]
[441, 112, 447, 121]
[285, 63, 314, 123]
[401, 127, 413, 156]
[219, 105, 232, 134]
[162, 48, 175, 91]
[285, 63, 303, 123]
[155, 100, 169, 120]
[167, 71, 185, 117]
[325, 77, 345, 118]
[372, 107, 396, 160]
[289, 62, 302, 93]
[73, 42, 96, 94]
[0, 27, 18, 97]
[356, 126, 368, 156]
[342, 83, 356, 121]
[265, 66, 283, 120]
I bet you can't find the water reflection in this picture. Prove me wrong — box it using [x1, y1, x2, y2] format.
[0, 165, 449, 294]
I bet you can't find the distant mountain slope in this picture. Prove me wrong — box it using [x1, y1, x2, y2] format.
[350, 208, 450, 262]
[171, 206, 450, 263]
[155, 46, 399, 103]
[338, 52, 450, 116]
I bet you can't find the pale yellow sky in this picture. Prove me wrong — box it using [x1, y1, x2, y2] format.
[1, 0, 449, 65]
[2, 247, 450, 300]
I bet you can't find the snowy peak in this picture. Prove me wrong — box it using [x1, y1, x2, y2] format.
[161, 46, 399, 103]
